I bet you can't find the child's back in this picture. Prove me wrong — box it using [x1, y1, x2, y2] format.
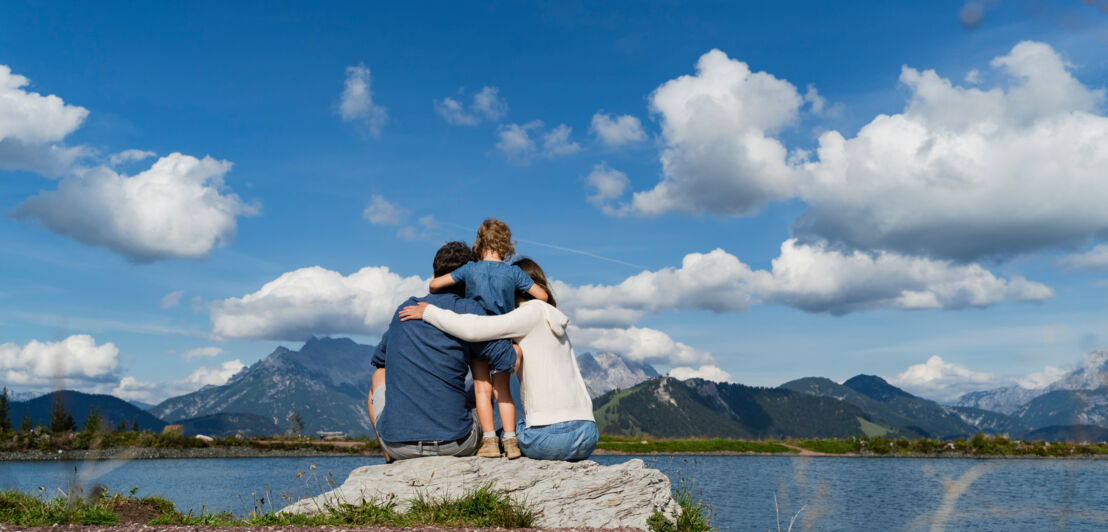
[450, 259, 534, 315]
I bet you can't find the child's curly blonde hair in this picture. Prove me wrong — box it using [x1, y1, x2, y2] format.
[473, 218, 515, 261]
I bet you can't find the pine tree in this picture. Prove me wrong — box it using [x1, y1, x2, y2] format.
[49, 392, 76, 433]
[116, 418, 128, 433]
[0, 387, 11, 433]
[287, 411, 305, 437]
[82, 406, 103, 434]
[131, 416, 139, 432]
[19, 408, 32, 433]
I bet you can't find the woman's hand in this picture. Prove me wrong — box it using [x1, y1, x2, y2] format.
[399, 302, 429, 321]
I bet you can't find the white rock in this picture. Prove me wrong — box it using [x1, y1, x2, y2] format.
[281, 456, 680, 529]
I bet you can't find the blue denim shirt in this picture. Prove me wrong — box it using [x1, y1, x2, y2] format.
[450, 260, 534, 315]
[371, 293, 516, 442]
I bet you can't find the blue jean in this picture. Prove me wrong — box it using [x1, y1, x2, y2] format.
[516, 419, 598, 461]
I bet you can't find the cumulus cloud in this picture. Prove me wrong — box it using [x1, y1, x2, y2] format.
[338, 63, 387, 138]
[112, 359, 245, 403]
[668, 364, 733, 382]
[184, 359, 245, 387]
[625, 43, 1108, 262]
[0, 335, 119, 389]
[584, 163, 630, 214]
[570, 325, 713, 366]
[590, 112, 647, 147]
[436, 86, 508, 125]
[888, 355, 1003, 402]
[210, 265, 427, 341]
[0, 64, 90, 176]
[1060, 244, 1108, 271]
[363, 194, 405, 225]
[182, 346, 223, 360]
[397, 215, 436, 241]
[108, 149, 156, 167]
[160, 290, 184, 309]
[630, 49, 804, 217]
[15, 153, 259, 262]
[556, 240, 1050, 326]
[756, 239, 1052, 314]
[496, 121, 580, 164]
[793, 41, 1108, 261]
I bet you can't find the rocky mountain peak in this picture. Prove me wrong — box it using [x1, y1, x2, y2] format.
[577, 352, 659, 398]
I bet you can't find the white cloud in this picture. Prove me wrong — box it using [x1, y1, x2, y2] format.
[338, 63, 387, 138]
[802, 85, 826, 114]
[668, 365, 733, 382]
[184, 359, 245, 387]
[888, 355, 1004, 402]
[556, 240, 1051, 325]
[496, 121, 580, 164]
[398, 215, 436, 241]
[182, 346, 223, 360]
[15, 153, 259, 262]
[590, 112, 647, 147]
[110, 376, 162, 403]
[0, 335, 119, 389]
[1060, 244, 1108, 271]
[625, 43, 1108, 262]
[755, 239, 1052, 314]
[570, 325, 713, 366]
[495, 121, 540, 162]
[585, 163, 630, 214]
[112, 359, 245, 403]
[1017, 365, 1068, 389]
[160, 290, 185, 309]
[108, 149, 155, 167]
[630, 49, 804, 217]
[0, 65, 88, 146]
[210, 265, 427, 341]
[542, 124, 581, 157]
[363, 194, 405, 225]
[436, 86, 508, 125]
[964, 69, 982, 85]
[0, 64, 90, 176]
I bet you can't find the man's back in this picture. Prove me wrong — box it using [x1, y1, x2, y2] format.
[371, 292, 514, 443]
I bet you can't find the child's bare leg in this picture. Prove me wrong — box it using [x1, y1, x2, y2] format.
[491, 372, 516, 429]
[470, 359, 496, 434]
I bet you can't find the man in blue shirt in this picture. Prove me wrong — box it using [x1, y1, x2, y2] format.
[368, 241, 517, 461]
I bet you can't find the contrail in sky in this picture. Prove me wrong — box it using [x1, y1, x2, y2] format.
[438, 221, 645, 270]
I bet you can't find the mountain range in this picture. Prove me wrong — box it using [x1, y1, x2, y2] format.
[7, 338, 1108, 443]
[149, 337, 375, 436]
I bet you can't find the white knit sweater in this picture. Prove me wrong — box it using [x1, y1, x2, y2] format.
[423, 300, 595, 427]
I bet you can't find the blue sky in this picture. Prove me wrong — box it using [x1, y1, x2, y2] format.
[1, 1, 1107, 404]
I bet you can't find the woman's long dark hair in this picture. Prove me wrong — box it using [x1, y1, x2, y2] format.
[513, 257, 556, 307]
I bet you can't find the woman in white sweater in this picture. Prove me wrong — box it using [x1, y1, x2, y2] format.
[398, 258, 598, 461]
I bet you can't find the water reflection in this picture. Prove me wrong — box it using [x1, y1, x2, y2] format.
[3, 455, 1108, 531]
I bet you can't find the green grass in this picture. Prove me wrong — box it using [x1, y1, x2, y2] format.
[598, 435, 794, 454]
[0, 429, 378, 454]
[0, 484, 535, 528]
[791, 439, 856, 454]
[856, 417, 889, 437]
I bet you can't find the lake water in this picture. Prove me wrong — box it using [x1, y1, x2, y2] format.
[2, 455, 1108, 531]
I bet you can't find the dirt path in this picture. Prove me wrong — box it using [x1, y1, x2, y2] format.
[779, 443, 844, 457]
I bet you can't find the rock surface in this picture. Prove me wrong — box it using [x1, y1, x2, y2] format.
[281, 456, 680, 529]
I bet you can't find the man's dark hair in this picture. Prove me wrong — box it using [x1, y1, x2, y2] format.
[434, 241, 476, 296]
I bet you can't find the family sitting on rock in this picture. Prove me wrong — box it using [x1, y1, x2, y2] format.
[368, 218, 598, 462]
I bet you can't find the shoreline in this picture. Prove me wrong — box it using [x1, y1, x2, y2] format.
[4, 446, 1108, 462]
[0, 446, 377, 462]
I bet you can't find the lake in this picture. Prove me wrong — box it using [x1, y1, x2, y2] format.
[2, 455, 1108, 531]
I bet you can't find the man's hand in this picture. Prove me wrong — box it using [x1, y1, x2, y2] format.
[399, 302, 429, 321]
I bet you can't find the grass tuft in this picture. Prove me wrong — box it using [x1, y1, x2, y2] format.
[1, 483, 536, 529]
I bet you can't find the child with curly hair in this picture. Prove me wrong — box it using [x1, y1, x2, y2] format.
[429, 218, 548, 458]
